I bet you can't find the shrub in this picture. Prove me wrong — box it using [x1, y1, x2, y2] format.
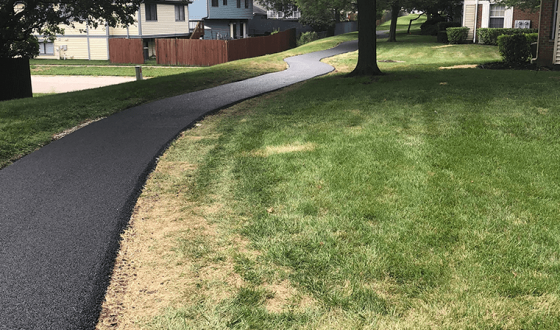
[436, 22, 461, 43]
[525, 32, 539, 44]
[420, 16, 446, 36]
[447, 27, 469, 44]
[497, 34, 532, 65]
[437, 31, 449, 43]
[297, 31, 318, 46]
[437, 21, 461, 32]
[477, 28, 538, 45]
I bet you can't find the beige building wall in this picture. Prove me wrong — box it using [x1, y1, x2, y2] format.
[141, 3, 189, 36]
[89, 39, 110, 60]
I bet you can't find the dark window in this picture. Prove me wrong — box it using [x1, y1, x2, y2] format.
[39, 41, 54, 55]
[145, 4, 157, 21]
[245, 0, 249, 8]
[212, 0, 218, 7]
[175, 5, 185, 21]
[489, 5, 505, 28]
[223, 0, 227, 5]
[237, 0, 240, 8]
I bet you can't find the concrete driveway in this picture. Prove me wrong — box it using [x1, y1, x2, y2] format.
[31, 75, 136, 93]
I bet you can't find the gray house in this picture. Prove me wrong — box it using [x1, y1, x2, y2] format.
[189, 0, 253, 39]
[249, 2, 311, 37]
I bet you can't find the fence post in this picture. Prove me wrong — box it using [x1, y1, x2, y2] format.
[135, 66, 143, 80]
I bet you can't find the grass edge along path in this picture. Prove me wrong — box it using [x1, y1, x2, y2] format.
[0, 33, 357, 169]
[97, 33, 560, 329]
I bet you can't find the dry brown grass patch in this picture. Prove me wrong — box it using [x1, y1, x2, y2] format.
[432, 45, 454, 49]
[439, 64, 478, 70]
[250, 142, 317, 157]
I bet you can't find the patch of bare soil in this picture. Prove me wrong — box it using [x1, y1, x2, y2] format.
[96, 157, 244, 329]
[439, 64, 478, 70]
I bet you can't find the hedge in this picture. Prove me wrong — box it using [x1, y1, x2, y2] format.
[498, 34, 533, 65]
[437, 22, 462, 43]
[447, 27, 470, 44]
[477, 28, 538, 45]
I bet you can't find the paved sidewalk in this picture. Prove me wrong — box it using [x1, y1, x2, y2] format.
[0, 40, 358, 330]
[32, 75, 136, 93]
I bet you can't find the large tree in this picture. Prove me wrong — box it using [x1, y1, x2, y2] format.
[496, 0, 540, 10]
[258, 0, 354, 32]
[348, 0, 383, 76]
[0, 0, 141, 58]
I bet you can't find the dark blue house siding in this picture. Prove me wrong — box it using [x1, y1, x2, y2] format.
[204, 19, 248, 39]
[208, 0, 252, 19]
[189, 0, 253, 39]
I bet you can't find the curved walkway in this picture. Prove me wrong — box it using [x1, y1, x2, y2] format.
[0, 40, 358, 330]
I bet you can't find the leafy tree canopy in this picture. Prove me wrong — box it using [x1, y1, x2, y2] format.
[258, 0, 355, 31]
[495, 0, 540, 10]
[1, 0, 142, 58]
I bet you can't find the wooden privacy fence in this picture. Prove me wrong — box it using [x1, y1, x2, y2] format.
[109, 38, 144, 64]
[156, 28, 296, 66]
[156, 39, 227, 66]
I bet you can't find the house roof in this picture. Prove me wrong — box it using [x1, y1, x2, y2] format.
[253, 2, 267, 15]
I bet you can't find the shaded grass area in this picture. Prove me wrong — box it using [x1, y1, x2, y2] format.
[0, 33, 357, 169]
[30, 65, 200, 78]
[378, 13, 427, 32]
[116, 35, 560, 328]
[29, 58, 160, 66]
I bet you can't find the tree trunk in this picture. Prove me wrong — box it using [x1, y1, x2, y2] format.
[334, 8, 341, 23]
[0, 57, 32, 101]
[388, 4, 400, 42]
[348, 0, 383, 76]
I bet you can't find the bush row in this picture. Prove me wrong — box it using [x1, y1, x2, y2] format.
[297, 31, 319, 46]
[477, 28, 538, 45]
[436, 21, 462, 43]
[498, 33, 538, 65]
[446, 27, 470, 44]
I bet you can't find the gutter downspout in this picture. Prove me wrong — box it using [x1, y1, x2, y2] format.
[106, 23, 110, 60]
[473, 0, 479, 43]
[86, 23, 91, 60]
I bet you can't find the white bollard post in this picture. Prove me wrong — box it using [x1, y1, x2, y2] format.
[135, 66, 143, 81]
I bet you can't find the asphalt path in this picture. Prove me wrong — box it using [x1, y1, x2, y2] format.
[0, 40, 358, 330]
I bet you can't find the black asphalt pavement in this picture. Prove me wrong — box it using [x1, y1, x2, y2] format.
[0, 40, 358, 330]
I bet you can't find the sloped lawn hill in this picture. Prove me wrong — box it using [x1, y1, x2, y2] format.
[99, 29, 560, 329]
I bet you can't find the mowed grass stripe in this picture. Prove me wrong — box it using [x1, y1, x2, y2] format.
[12, 21, 560, 329]
[107, 33, 560, 329]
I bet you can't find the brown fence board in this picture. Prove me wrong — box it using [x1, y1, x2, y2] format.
[155, 28, 295, 66]
[109, 39, 143, 64]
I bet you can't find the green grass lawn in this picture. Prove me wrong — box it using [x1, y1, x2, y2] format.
[29, 58, 159, 66]
[95, 32, 560, 329]
[378, 13, 427, 32]
[0, 33, 356, 169]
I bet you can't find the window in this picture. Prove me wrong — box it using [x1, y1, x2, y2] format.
[237, 0, 240, 8]
[245, 0, 249, 8]
[223, 0, 227, 5]
[38, 41, 54, 55]
[489, 4, 505, 28]
[212, 0, 218, 7]
[145, 4, 157, 21]
[175, 5, 185, 21]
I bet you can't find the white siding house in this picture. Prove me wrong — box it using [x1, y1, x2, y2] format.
[36, 2, 190, 61]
